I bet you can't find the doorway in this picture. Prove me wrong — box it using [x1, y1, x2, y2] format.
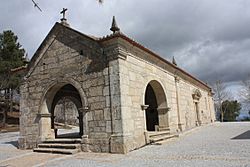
[145, 84, 159, 131]
[144, 80, 169, 131]
[50, 84, 83, 138]
[194, 102, 200, 126]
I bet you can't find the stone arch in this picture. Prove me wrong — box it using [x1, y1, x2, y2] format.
[143, 80, 169, 131]
[141, 78, 169, 106]
[38, 78, 88, 141]
[39, 78, 88, 114]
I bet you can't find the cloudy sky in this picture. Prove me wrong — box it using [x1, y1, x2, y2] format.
[1, 0, 250, 98]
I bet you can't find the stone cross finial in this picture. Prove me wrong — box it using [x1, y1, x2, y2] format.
[110, 16, 120, 34]
[172, 56, 177, 66]
[60, 8, 70, 27]
[60, 8, 68, 21]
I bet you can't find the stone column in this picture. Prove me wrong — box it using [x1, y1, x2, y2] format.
[78, 107, 90, 152]
[38, 113, 54, 142]
[141, 105, 149, 143]
[78, 107, 89, 136]
[157, 107, 170, 131]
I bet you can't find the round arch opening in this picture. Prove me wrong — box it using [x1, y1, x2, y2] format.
[39, 83, 86, 140]
[51, 84, 83, 138]
[144, 80, 169, 131]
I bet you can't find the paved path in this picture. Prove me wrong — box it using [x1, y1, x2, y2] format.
[0, 122, 250, 167]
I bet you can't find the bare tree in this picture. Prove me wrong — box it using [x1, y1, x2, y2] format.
[213, 80, 231, 122]
[239, 77, 250, 109]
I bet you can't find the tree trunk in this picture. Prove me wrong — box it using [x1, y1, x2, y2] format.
[10, 88, 13, 113]
[0, 106, 6, 128]
[220, 104, 223, 122]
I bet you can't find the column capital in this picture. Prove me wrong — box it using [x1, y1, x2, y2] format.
[141, 104, 149, 110]
[37, 113, 51, 118]
[174, 75, 180, 83]
[78, 107, 89, 113]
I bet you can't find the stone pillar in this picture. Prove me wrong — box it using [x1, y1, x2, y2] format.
[38, 113, 54, 142]
[208, 92, 214, 122]
[141, 105, 149, 143]
[208, 95, 212, 122]
[78, 107, 89, 136]
[157, 107, 170, 131]
[175, 76, 184, 131]
[197, 104, 202, 125]
[110, 134, 127, 153]
[210, 97, 216, 122]
[81, 135, 90, 152]
[105, 45, 129, 153]
[141, 104, 149, 130]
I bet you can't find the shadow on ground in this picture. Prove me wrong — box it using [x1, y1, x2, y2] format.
[57, 132, 81, 138]
[231, 130, 250, 140]
[4, 140, 19, 148]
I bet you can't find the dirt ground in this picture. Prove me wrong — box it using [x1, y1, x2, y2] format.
[0, 111, 19, 132]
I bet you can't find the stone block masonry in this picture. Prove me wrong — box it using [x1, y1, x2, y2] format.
[19, 21, 215, 154]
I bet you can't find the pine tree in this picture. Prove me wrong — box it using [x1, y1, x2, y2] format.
[0, 30, 27, 127]
[222, 100, 241, 121]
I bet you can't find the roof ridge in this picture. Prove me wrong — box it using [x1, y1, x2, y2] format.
[58, 22, 100, 41]
[99, 32, 210, 90]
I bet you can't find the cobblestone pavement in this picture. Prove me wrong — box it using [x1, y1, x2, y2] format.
[0, 122, 250, 167]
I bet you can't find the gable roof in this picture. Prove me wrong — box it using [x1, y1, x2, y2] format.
[27, 22, 211, 91]
[28, 22, 97, 71]
[99, 32, 211, 91]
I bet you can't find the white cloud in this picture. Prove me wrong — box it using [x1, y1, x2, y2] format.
[1, 0, 250, 99]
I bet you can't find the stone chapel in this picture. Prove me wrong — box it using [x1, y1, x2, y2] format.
[19, 16, 215, 154]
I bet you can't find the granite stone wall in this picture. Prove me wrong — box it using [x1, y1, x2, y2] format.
[19, 23, 215, 154]
[107, 38, 216, 152]
[19, 25, 113, 152]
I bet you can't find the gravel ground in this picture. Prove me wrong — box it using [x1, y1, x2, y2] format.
[0, 122, 249, 167]
[0, 131, 31, 161]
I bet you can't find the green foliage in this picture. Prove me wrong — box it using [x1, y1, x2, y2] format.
[0, 30, 26, 90]
[241, 116, 250, 121]
[222, 100, 241, 121]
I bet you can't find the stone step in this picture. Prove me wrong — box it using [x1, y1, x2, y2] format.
[34, 138, 82, 154]
[33, 147, 79, 155]
[158, 127, 170, 131]
[149, 134, 179, 143]
[148, 131, 170, 138]
[43, 138, 82, 144]
[38, 143, 81, 149]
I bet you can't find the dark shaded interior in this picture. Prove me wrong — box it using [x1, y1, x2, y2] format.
[50, 84, 83, 138]
[0, 113, 4, 121]
[145, 84, 159, 131]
